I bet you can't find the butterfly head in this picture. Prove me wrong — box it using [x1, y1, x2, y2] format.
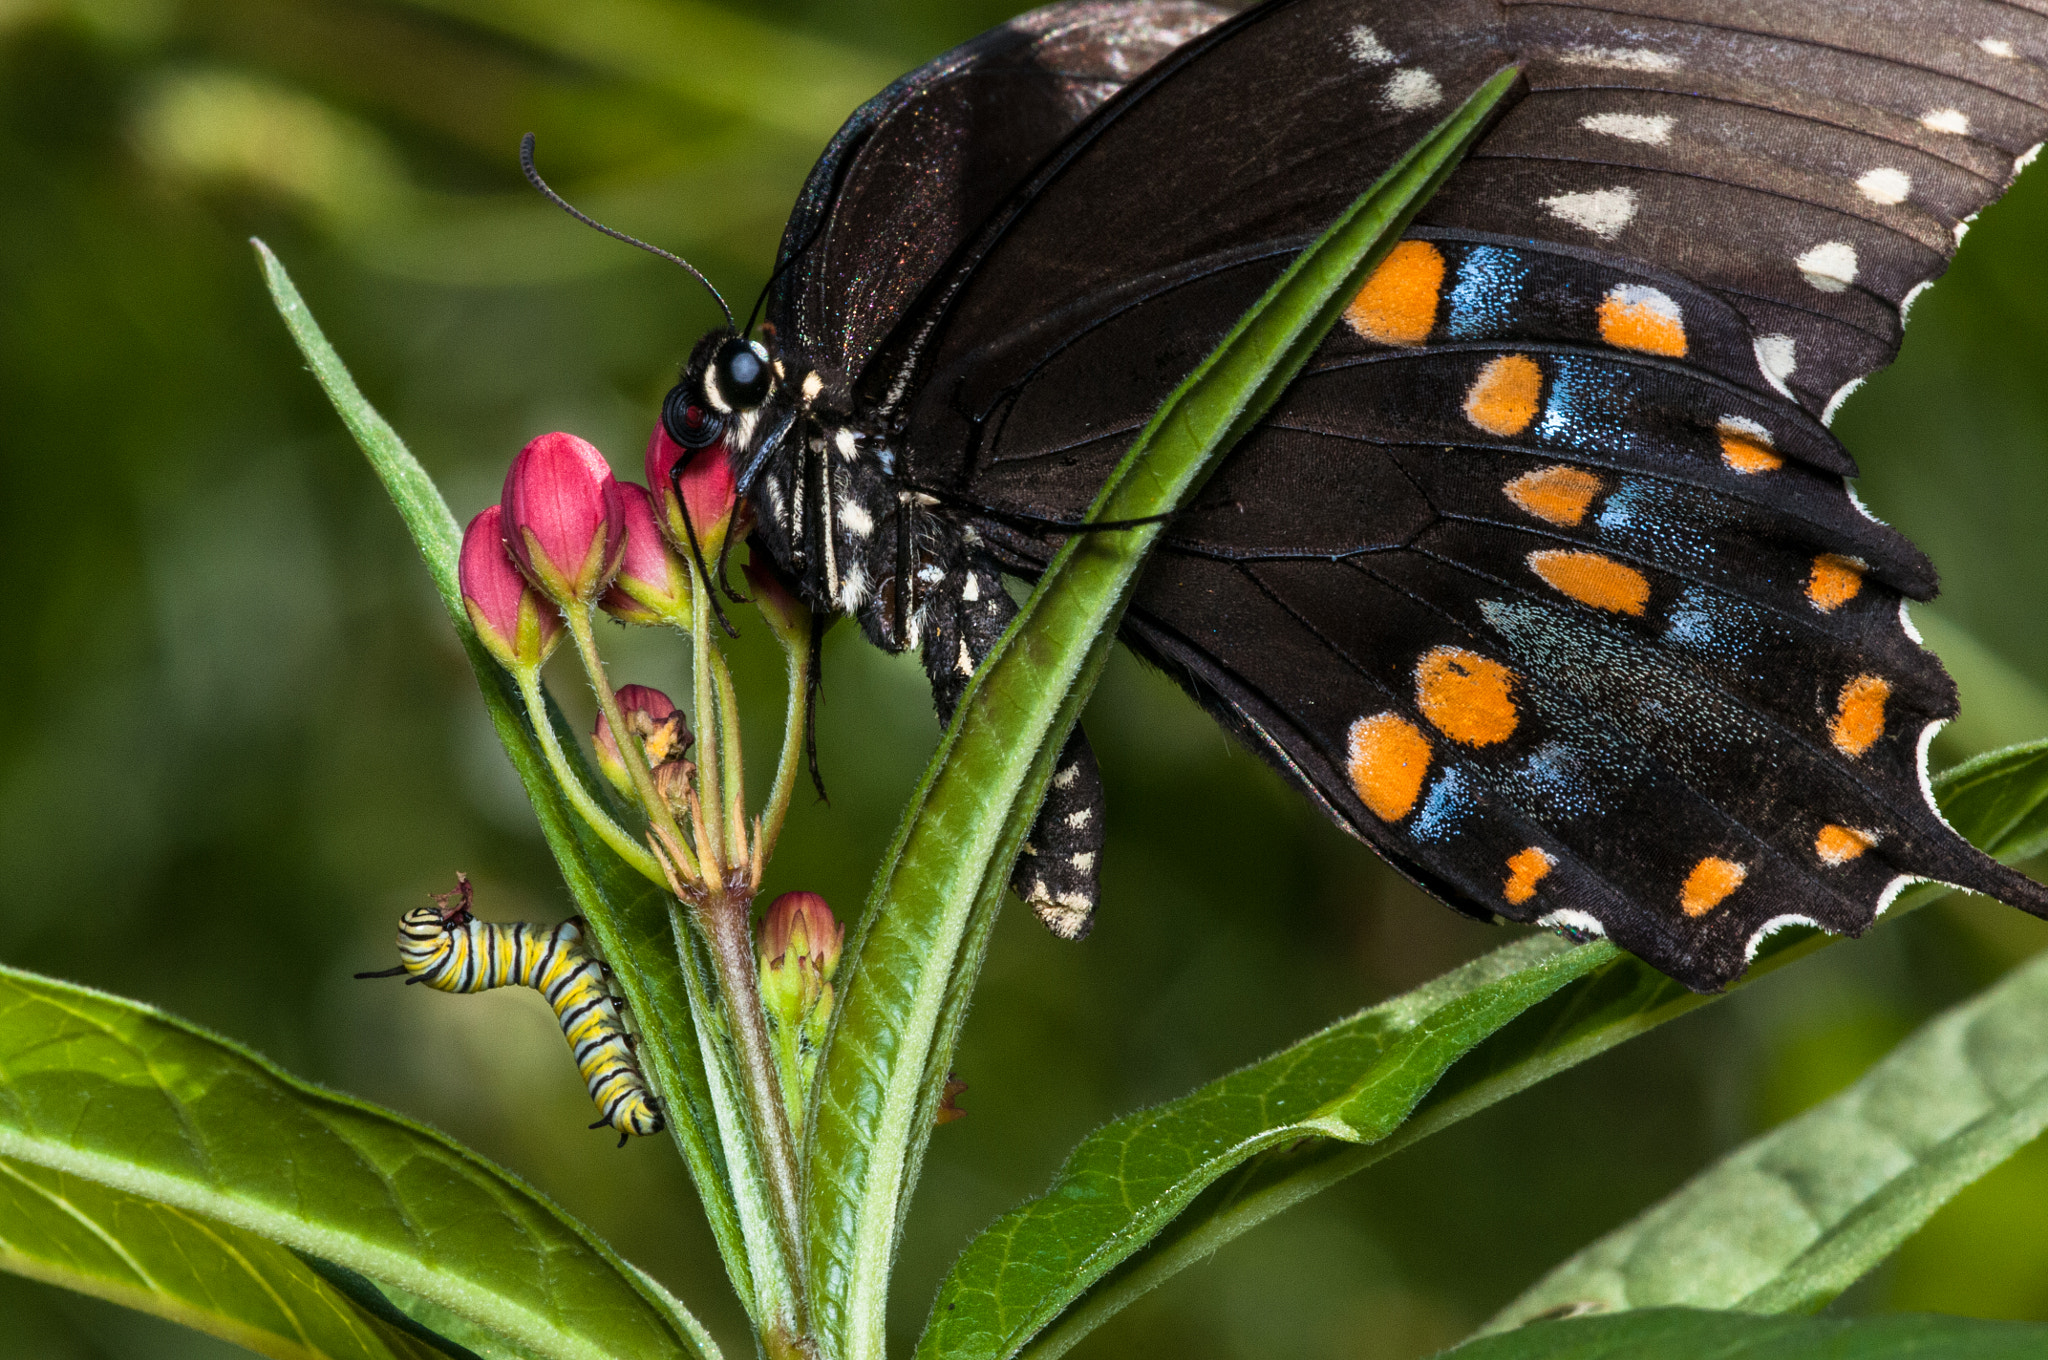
[663, 331, 775, 455]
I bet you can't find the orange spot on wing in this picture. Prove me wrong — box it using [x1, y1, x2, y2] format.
[1414, 646, 1520, 746]
[1504, 847, 1556, 905]
[1815, 824, 1876, 866]
[1807, 554, 1865, 611]
[1505, 465, 1604, 526]
[1346, 714, 1433, 821]
[1527, 549, 1651, 616]
[1830, 674, 1890, 756]
[1681, 857, 1747, 917]
[1717, 419, 1783, 474]
[1464, 355, 1543, 436]
[1345, 239, 1445, 347]
[1597, 285, 1687, 357]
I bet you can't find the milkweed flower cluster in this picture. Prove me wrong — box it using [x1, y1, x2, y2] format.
[456, 423, 832, 1194]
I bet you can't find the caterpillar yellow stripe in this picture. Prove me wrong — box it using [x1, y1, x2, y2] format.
[361, 880, 662, 1145]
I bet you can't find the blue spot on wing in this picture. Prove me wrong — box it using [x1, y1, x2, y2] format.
[1597, 478, 1723, 570]
[1538, 356, 1637, 454]
[1663, 585, 1788, 667]
[1412, 765, 1482, 842]
[1447, 247, 1530, 340]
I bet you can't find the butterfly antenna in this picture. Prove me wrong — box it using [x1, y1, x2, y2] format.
[520, 134, 736, 331]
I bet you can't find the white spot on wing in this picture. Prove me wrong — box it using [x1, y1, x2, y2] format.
[1744, 914, 1822, 962]
[1053, 764, 1080, 790]
[1845, 484, 1882, 525]
[1065, 807, 1093, 829]
[1347, 25, 1395, 64]
[2017, 143, 2042, 175]
[1874, 874, 1921, 917]
[1856, 167, 1911, 205]
[1981, 37, 2018, 58]
[1537, 908, 1608, 939]
[1898, 600, 1924, 644]
[1541, 186, 1638, 239]
[1719, 414, 1772, 443]
[1753, 334, 1797, 398]
[1795, 241, 1859, 292]
[1922, 108, 1971, 135]
[1580, 112, 1672, 145]
[1918, 719, 1956, 832]
[1560, 45, 1679, 72]
[1955, 214, 1975, 246]
[1901, 280, 1934, 323]
[1822, 377, 1865, 427]
[1069, 852, 1096, 872]
[1384, 68, 1443, 111]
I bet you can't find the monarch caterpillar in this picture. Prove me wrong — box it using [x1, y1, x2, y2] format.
[358, 875, 662, 1145]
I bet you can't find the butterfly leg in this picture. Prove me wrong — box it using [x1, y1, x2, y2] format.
[921, 553, 1107, 939]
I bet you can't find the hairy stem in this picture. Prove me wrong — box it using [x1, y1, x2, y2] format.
[564, 605, 701, 885]
[513, 669, 665, 885]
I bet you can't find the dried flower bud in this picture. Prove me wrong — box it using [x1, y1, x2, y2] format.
[742, 547, 811, 648]
[601, 483, 693, 628]
[757, 890, 844, 1032]
[501, 431, 626, 605]
[593, 684, 694, 801]
[645, 423, 747, 568]
[460, 505, 563, 677]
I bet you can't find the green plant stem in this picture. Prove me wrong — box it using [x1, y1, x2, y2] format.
[513, 669, 665, 886]
[711, 649, 748, 869]
[690, 575, 726, 880]
[580, 585, 807, 1329]
[756, 615, 812, 867]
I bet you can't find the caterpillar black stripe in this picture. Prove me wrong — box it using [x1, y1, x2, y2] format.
[358, 877, 662, 1145]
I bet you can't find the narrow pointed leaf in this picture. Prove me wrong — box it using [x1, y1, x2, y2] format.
[807, 68, 1520, 1360]
[1485, 934, 2048, 1328]
[255, 240, 753, 1313]
[982, 739, 2048, 1360]
[0, 964, 716, 1360]
[0, 1154, 450, 1360]
[1438, 1308, 2048, 1360]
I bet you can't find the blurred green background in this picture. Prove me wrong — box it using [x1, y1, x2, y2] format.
[4, 2, 2048, 1356]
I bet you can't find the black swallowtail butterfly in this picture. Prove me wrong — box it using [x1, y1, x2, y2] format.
[357, 877, 663, 1144]
[646, 0, 2048, 992]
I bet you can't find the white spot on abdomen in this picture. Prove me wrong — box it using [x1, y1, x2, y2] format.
[838, 497, 873, 538]
[1542, 186, 1638, 239]
[961, 574, 980, 602]
[1922, 108, 1971, 135]
[1384, 69, 1442, 111]
[1795, 241, 1859, 292]
[1579, 112, 1672, 145]
[1753, 334, 1797, 398]
[1856, 168, 1911, 205]
[1560, 45, 1679, 72]
[1347, 25, 1395, 64]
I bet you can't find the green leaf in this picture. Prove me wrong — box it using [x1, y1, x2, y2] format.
[256, 242, 742, 1340]
[971, 738, 2048, 1360]
[0, 964, 714, 1360]
[806, 67, 1521, 1360]
[1437, 1308, 2048, 1360]
[920, 937, 1610, 1360]
[0, 1153, 451, 1360]
[1484, 936, 2048, 1327]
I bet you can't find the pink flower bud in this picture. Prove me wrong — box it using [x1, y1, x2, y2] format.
[601, 483, 693, 628]
[501, 432, 626, 605]
[460, 505, 563, 676]
[593, 684, 693, 800]
[742, 547, 810, 646]
[645, 424, 747, 567]
[757, 891, 844, 1028]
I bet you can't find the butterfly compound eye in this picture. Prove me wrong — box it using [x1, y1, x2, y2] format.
[662, 384, 723, 449]
[713, 338, 771, 409]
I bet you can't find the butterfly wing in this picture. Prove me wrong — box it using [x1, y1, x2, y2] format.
[820, 0, 2048, 988]
[766, 1, 1233, 394]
